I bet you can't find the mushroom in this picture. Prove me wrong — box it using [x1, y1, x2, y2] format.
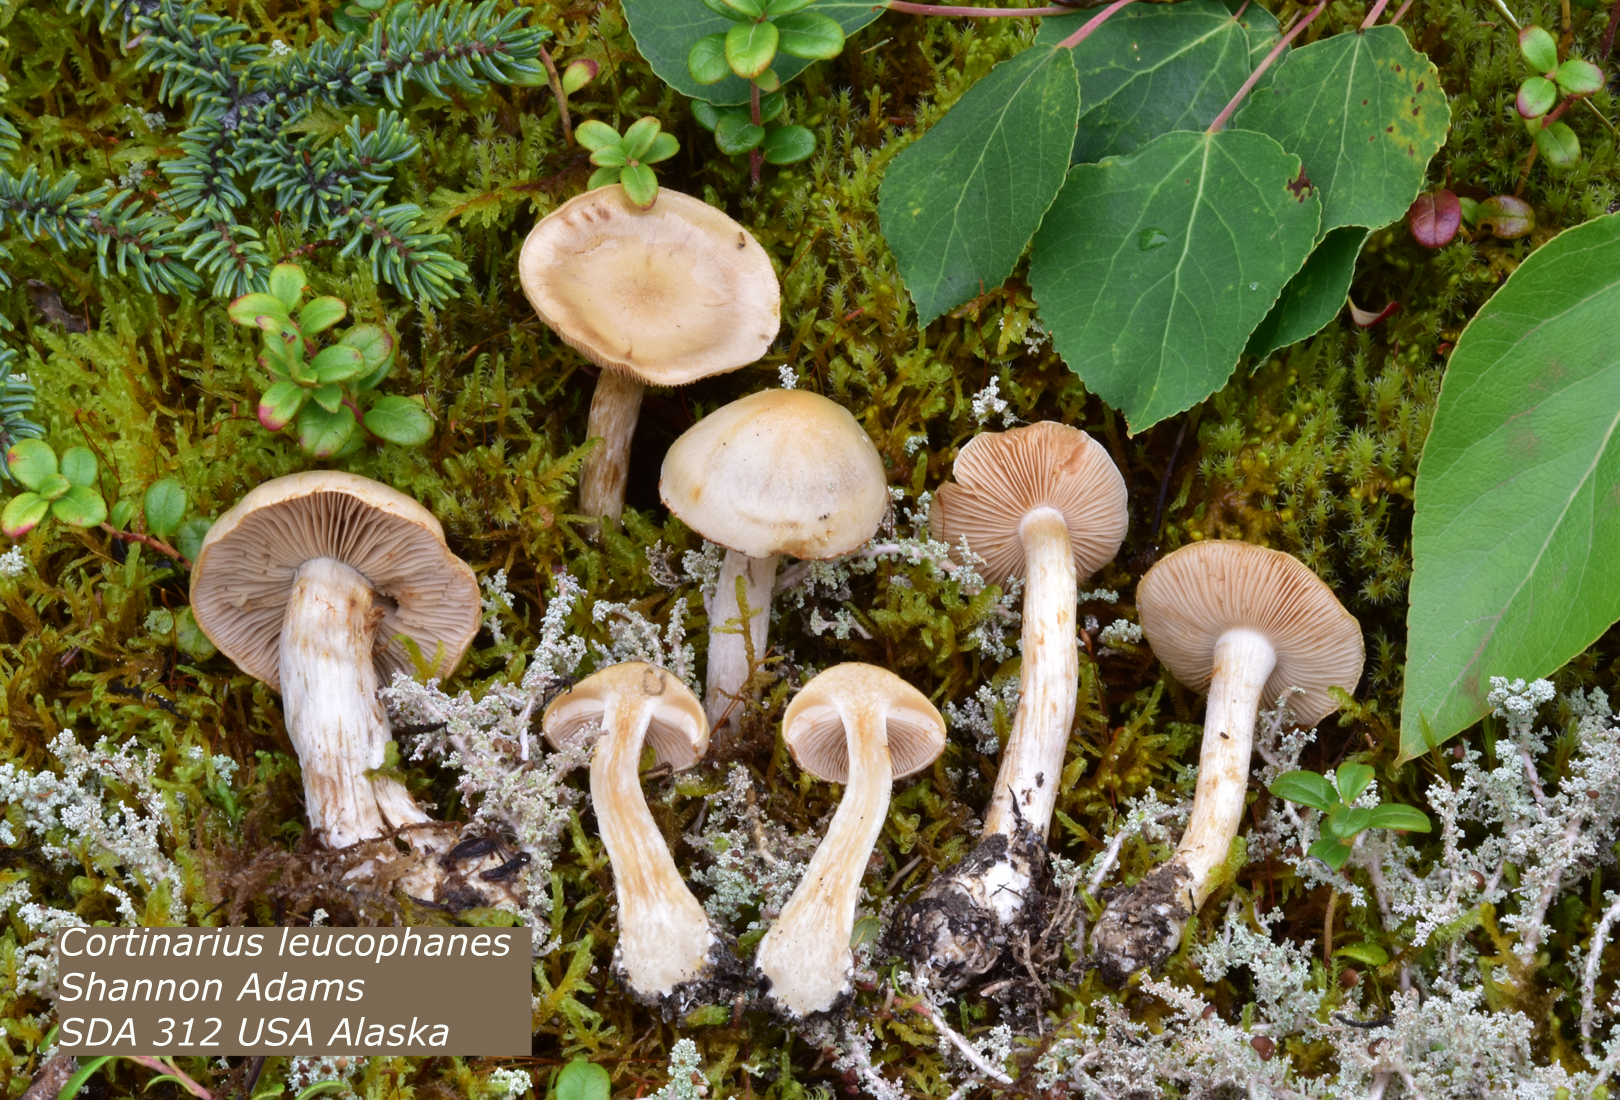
[756, 663, 946, 1017]
[189, 472, 480, 870]
[518, 185, 781, 529]
[660, 389, 889, 733]
[901, 421, 1127, 986]
[541, 661, 719, 1001]
[1091, 539, 1363, 983]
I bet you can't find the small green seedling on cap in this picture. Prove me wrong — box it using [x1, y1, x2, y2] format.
[1269, 762, 1432, 870]
[575, 117, 680, 208]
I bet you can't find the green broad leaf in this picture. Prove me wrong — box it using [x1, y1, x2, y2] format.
[725, 20, 779, 79]
[56, 1055, 113, 1100]
[1519, 25, 1558, 73]
[58, 446, 97, 489]
[700, 0, 750, 17]
[227, 292, 290, 328]
[1307, 836, 1353, 870]
[587, 165, 622, 191]
[259, 381, 307, 431]
[35, 473, 70, 501]
[311, 345, 367, 384]
[754, 67, 782, 92]
[722, 0, 766, 15]
[763, 123, 816, 164]
[644, 132, 681, 164]
[715, 115, 767, 154]
[561, 58, 599, 94]
[1232, 27, 1449, 237]
[1533, 120, 1580, 167]
[1402, 218, 1620, 757]
[312, 384, 346, 413]
[2, 493, 49, 538]
[1027, 128, 1321, 431]
[1334, 942, 1390, 966]
[688, 32, 733, 84]
[1327, 805, 1373, 839]
[1246, 226, 1369, 358]
[109, 500, 135, 530]
[591, 144, 632, 168]
[760, 90, 786, 123]
[267, 264, 307, 310]
[143, 479, 186, 539]
[620, 164, 659, 208]
[1556, 58, 1605, 96]
[1365, 803, 1432, 832]
[1334, 762, 1375, 804]
[342, 323, 395, 371]
[622, 116, 663, 161]
[6, 439, 56, 492]
[774, 12, 844, 61]
[1517, 76, 1557, 119]
[175, 516, 213, 564]
[364, 395, 435, 447]
[626, 0, 881, 105]
[298, 295, 347, 334]
[575, 120, 622, 151]
[554, 1058, 611, 1100]
[297, 401, 357, 458]
[51, 485, 107, 528]
[1228, 0, 1284, 91]
[176, 605, 216, 660]
[764, 0, 815, 13]
[1037, 0, 1255, 164]
[1268, 769, 1338, 812]
[878, 45, 1080, 326]
[692, 100, 725, 131]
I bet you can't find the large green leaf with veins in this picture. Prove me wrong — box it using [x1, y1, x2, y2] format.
[1246, 225, 1369, 358]
[1233, 26, 1449, 235]
[1401, 215, 1620, 760]
[1037, 1, 1254, 164]
[1028, 128, 1320, 431]
[623, 0, 881, 105]
[879, 44, 1080, 326]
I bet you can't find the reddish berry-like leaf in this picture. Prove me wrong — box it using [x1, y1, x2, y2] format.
[1408, 189, 1461, 249]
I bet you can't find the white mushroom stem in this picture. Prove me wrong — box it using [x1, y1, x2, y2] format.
[704, 548, 779, 731]
[578, 368, 645, 528]
[1171, 626, 1277, 913]
[592, 690, 717, 998]
[279, 557, 431, 850]
[757, 698, 892, 1016]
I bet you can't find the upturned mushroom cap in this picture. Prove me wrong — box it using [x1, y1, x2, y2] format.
[543, 662, 709, 771]
[782, 664, 946, 783]
[518, 186, 780, 386]
[1136, 540, 1364, 727]
[660, 389, 889, 560]
[190, 472, 479, 692]
[931, 421, 1128, 586]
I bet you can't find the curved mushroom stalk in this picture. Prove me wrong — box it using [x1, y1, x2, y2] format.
[1091, 627, 1276, 983]
[756, 698, 892, 1016]
[579, 369, 646, 529]
[704, 549, 779, 730]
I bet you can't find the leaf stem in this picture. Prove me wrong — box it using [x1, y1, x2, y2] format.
[1389, 0, 1415, 24]
[1360, 0, 1390, 29]
[1602, 0, 1620, 58]
[1206, 0, 1328, 133]
[884, 1, 1090, 14]
[1055, 0, 1141, 49]
[100, 523, 190, 567]
[538, 46, 573, 146]
[749, 81, 764, 187]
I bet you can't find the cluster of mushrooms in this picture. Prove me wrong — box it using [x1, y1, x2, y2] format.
[187, 183, 1365, 1020]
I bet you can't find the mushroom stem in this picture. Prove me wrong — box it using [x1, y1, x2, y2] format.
[704, 548, 778, 730]
[757, 697, 892, 1016]
[579, 368, 646, 528]
[592, 685, 717, 997]
[279, 557, 431, 850]
[1090, 626, 1276, 981]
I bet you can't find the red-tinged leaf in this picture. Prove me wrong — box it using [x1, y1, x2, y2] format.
[1477, 194, 1535, 239]
[1408, 189, 1461, 249]
[1348, 296, 1400, 327]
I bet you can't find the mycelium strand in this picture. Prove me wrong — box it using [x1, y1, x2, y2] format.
[578, 368, 645, 529]
[705, 548, 779, 732]
[756, 697, 893, 1017]
[593, 690, 717, 998]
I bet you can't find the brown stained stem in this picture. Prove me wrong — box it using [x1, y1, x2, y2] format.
[1323, 887, 1338, 964]
[1056, 0, 1142, 48]
[885, 0, 1089, 13]
[1207, 0, 1330, 133]
[538, 45, 573, 145]
[100, 523, 189, 566]
[1602, 0, 1620, 58]
[1360, 0, 1390, 29]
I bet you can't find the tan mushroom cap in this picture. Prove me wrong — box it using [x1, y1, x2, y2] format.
[782, 664, 946, 784]
[931, 421, 1128, 586]
[1136, 540, 1364, 727]
[542, 662, 709, 772]
[518, 185, 781, 386]
[190, 472, 480, 692]
[660, 389, 889, 560]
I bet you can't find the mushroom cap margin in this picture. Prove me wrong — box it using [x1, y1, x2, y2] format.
[781, 663, 946, 784]
[542, 661, 710, 772]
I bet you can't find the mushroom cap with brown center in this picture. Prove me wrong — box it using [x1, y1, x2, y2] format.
[660, 389, 890, 560]
[543, 662, 709, 771]
[931, 421, 1128, 586]
[190, 471, 480, 692]
[1136, 540, 1364, 727]
[781, 663, 946, 783]
[518, 186, 781, 386]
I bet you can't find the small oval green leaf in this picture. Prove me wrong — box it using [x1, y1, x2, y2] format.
[297, 401, 358, 458]
[267, 263, 308, 310]
[35, 473, 71, 501]
[762, 123, 815, 164]
[1364, 803, 1433, 833]
[1334, 762, 1375, 804]
[2, 493, 49, 538]
[7, 439, 57, 491]
[298, 295, 348, 335]
[1268, 770, 1338, 812]
[725, 20, 778, 79]
[227, 292, 289, 328]
[774, 11, 843, 61]
[59, 446, 97, 489]
[554, 1059, 610, 1100]
[1519, 25, 1558, 73]
[51, 485, 107, 528]
[176, 516, 213, 564]
[619, 164, 659, 209]
[715, 114, 766, 154]
[688, 32, 732, 85]
[143, 479, 187, 539]
[1334, 942, 1390, 966]
[1555, 58, 1605, 96]
[364, 396, 435, 447]
[259, 381, 307, 431]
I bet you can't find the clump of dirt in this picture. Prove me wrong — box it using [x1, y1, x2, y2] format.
[1088, 862, 1193, 987]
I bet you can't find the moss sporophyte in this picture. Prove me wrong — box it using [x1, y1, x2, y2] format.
[5, 0, 1620, 1094]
